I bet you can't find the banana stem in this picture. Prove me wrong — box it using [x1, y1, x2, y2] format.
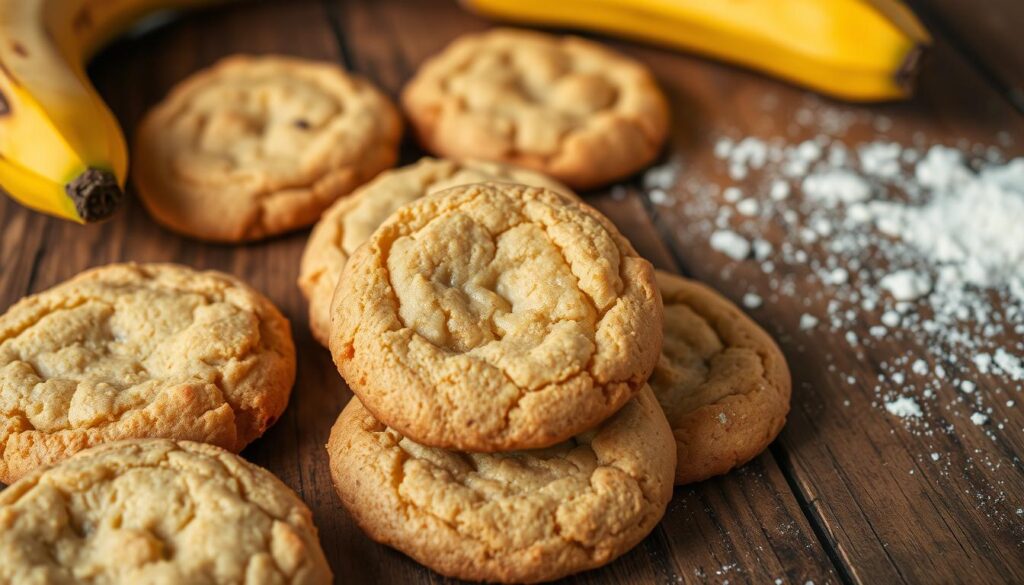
[65, 167, 122, 221]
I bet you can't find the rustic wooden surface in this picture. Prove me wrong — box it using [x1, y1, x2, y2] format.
[1, 0, 1022, 583]
[907, 0, 1024, 113]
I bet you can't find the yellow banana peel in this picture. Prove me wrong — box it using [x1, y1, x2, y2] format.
[0, 0, 211, 223]
[462, 0, 931, 102]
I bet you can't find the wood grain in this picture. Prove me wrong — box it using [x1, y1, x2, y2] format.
[0, 0, 1021, 583]
[909, 0, 1024, 113]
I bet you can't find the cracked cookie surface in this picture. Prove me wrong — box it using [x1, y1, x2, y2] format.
[0, 439, 332, 584]
[327, 387, 674, 583]
[299, 157, 574, 346]
[651, 271, 790, 485]
[330, 183, 662, 451]
[0, 263, 295, 484]
[134, 55, 402, 242]
[401, 28, 669, 190]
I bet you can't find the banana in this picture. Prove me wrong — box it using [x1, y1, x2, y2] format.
[462, 0, 931, 102]
[0, 0, 210, 223]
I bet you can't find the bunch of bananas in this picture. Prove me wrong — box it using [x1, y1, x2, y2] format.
[0, 0, 929, 223]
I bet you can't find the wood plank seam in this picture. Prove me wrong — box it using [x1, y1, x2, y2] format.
[770, 443, 857, 585]
[322, 0, 355, 70]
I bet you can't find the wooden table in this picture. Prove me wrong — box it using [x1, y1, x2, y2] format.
[2, 1, 1022, 583]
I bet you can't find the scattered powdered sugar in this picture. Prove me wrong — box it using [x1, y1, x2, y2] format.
[691, 136, 1024, 408]
[640, 113, 1023, 531]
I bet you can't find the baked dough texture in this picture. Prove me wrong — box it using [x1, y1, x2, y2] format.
[401, 28, 669, 190]
[0, 439, 332, 584]
[298, 157, 574, 346]
[651, 271, 791, 485]
[0, 263, 295, 484]
[328, 387, 675, 583]
[134, 55, 402, 242]
[330, 183, 662, 452]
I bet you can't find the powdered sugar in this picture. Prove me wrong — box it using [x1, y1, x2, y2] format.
[640, 121, 1023, 531]
[802, 169, 872, 205]
[886, 396, 923, 418]
[709, 230, 750, 260]
[879, 270, 932, 302]
[683, 136, 1024, 411]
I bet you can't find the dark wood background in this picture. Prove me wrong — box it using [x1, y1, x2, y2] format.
[1, 1, 1022, 583]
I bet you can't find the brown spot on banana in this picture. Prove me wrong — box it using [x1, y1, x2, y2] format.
[0, 90, 8, 117]
[72, 6, 94, 35]
[10, 42, 27, 57]
[65, 168, 123, 222]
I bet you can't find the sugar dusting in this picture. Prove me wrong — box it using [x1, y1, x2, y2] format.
[640, 99, 1023, 536]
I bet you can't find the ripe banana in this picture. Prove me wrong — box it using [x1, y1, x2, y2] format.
[462, 0, 931, 102]
[0, 0, 210, 223]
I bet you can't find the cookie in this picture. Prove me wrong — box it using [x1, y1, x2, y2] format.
[330, 182, 662, 451]
[298, 157, 575, 346]
[327, 387, 674, 583]
[134, 55, 402, 242]
[0, 263, 295, 484]
[401, 28, 669, 190]
[0, 439, 332, 584]
[650, 270, 791, 485]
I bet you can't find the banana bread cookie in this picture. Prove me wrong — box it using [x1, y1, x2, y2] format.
[327, 387, 674, 583]
[401, 29, 669, 190]
[134, 55, 401, 242]
[330, 183, 662, 451]
[298, 157, 573, 346]
[0, 439, 331, 584]
[0, 263, 295, 483]
[651, 270, 791, 484]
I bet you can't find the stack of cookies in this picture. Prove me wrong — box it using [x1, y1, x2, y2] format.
[321, 182, 674, 583]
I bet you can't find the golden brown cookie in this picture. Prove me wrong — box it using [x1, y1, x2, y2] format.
[134, 55, 402, 242]
[298, 157, 575, 346]
[401, 28, 669, 190]
[0, 263, 295, 484]
[327, 387, 674, 583]
[0, 439, 332, 584]
[330, 183, 662, 452]
[651, 271, 791, 485]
